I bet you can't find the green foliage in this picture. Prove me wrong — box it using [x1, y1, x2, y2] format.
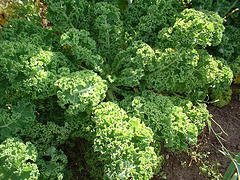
[34, 96, 65, 125]
[191, 0, 240, 20]
[93, 2, 124, 60]
[217, 26, 240, 77]
[81, 141, 104, 179]
[36, 147, 67, 180]
[93, 102, 160, 179]
[124, 0, 159, 28]
[0, 18, 54, 47]
[190, 0, 215, 11]
[217, 26, 240, 59]
[60, 28, 104, 73]
[0, 100, 36, 141]
[17, 121, 68, 179]
[145, 48, 233, 105]
[122, 0, 183, 45]
[0, 41, 70, 100]
[64, 113, 95, 141]
[208, 58, 233, 107]
[15, 120, 69, 180]
[120, 91, 210, 150]
[233, 56, 240, 80]
[136, 0, 182, 45]
[21, 121, 69, 153]
[44, 0, 92, 32]
[14, 50, 70, 100]
[158, 8, 225, 48]
[0, 138, 39, 179]
[146, 8, 233, 107]
[55, 70, 108, 114]
[98, 0, 128, 11]
[0, 0, 238, 178]
[112, 41, 155, 87]
[0, 40, 39, 83]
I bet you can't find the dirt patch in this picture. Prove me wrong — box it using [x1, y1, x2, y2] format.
[159, 85, 240, 180]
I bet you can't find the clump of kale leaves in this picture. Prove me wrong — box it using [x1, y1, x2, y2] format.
[0, 0, 239, 179]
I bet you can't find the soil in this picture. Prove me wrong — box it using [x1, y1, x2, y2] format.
[158, 85, 240, 180]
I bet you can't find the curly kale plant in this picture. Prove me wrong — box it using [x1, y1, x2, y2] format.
[145, 48, 233, 106]
[21, 121, 70, 152]
[112, 41, 155, 87]
[36, 146, 67, 180]
[217, 26, 240, 78]
[44, 0, 92, 32]
[158, 8, 225, 48]
[0, 40, 70, 101]
[120, 91, 210, 150]
[60, 28, 104, 73]
[0, 138, 39, 179]
[14, 50, 70, 100]
[55, 70, 108, 114]
[93, 102, 160, 179]
[64, 112, 96, 141]
[93, 2, 124, 60]
[135, 0, 182, 45]
[191, 0, 240, 20]
[0, 18, 56, 48]
[0, 101, 36, 141]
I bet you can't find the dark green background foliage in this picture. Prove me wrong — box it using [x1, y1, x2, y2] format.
[0, 0, 239, 179]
